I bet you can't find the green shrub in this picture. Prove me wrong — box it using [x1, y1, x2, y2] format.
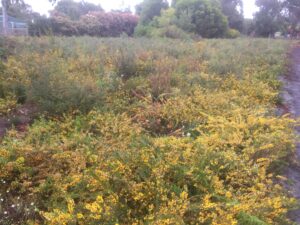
[134, 24, 154, 37]
[151, 25, 192, 39]
[36, 62, 104, 114]
[175, 0, 229, 38]
[237, 212, 268, 225]
[111, 47, 154, 79]
[226, 28, 241, 39]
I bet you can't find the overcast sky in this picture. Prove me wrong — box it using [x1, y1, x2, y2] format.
[23, 0, 258, 19]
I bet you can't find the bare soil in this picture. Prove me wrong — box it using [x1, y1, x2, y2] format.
[283, 45, 300, 223]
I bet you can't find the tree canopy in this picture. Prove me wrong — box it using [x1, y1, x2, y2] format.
[53, 0, 103, 20]
[253, 0, 300, 36]
[175, 0, 229, 38]
[284, 0, 300, 34]
[254, 0, 284, 36]
[136, 0, 169, 25]
[220, 0, 244, 31]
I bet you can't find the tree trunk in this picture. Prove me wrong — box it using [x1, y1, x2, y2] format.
[2, 0, 8, 35]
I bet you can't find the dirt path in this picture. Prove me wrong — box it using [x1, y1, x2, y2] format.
[283, 45, 300, 223]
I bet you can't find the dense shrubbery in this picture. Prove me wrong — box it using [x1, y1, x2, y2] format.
[0, 37, 296, 224]
[28, 0, 238, 39]
[30, 12, 138, 37]
[135, 0, 236, 39]
[136, 0, 169, 25]
[50, 12, 79, 36]
[6, 0, 299, 39]
[226, 28, 241, 39]
[135, 8, 193, 39]
[78, 12, 138, 37]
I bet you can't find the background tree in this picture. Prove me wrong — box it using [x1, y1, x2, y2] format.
[29, 14, 52, 36]
[175, 0, 229, 38]
[8, 1, 35, 21]
[136, 0, 169, 25]
[1, 0, 32, 34]
[53, 0, 103, 20]
[135, 7, 191, 39]
[220, 0, 244, 31]
[171, 0, 178, 7]
[283, 0, 300, 35]
[243, 18, 255, 35]
[254, 0, 285, 37]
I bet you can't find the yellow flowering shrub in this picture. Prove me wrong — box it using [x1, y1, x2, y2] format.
[0, 37, 296, 224]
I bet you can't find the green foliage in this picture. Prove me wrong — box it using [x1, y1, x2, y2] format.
[134, 24, 155, 37]
[110, 45, 153, 79]
[226, 28, 240, 38]
[284, 0, 300, 31]
[29, 15, 53, 36]
[137, 0, 169, 25]
[152, 7, 176, 27]
[237, 212, 268, 225]
[220, 0, 244, 31]
[254, 0, 285, 37]
[135, 8, 192, 39]
[151, 24, 192, 39]
[29, 65, 102, 114]
[2, 47, 106, 114]
[243, 18, 256, 35]
[254, 0, 300, 37]
[175, 0, 229, 38]
[253, 0, 300, 37]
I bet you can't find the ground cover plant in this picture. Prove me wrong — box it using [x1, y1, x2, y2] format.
[0, 37, 297, 224]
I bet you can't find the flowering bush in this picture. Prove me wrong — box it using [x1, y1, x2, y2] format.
[0, 37, 296, 224]
[30, 12, 138, 37]
[79, 12, 138, 37]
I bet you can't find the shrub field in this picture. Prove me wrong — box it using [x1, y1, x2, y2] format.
[0, 37, 297, 224]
